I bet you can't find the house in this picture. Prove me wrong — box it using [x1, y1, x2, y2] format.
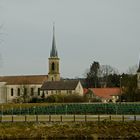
[84, 88, 121, 103]
[41, 80, 83, 96]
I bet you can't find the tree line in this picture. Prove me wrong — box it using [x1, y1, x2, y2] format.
[85, 61, 140, 102]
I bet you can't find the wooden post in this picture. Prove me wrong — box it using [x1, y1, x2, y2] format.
[36, 115, 38, 122]
[74, 114, 75, 122]
[85, 115, 87, 122]
[49, 115, 51, 122]
[98, 115, 100, 122]
[122, 115, 124, 122]
[12, 115, 14, 122]
[25, 115, 27, 122]
[109, 115, 111, 121]
[134, 115, 136, 122]
[60, 115, 62, 122]
[0, 115, 2, 122]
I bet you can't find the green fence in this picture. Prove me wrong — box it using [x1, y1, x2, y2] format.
[1, 103, 140, 115]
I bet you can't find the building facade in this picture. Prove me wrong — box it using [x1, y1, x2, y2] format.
[41, 80, 83, 96]
[0, 75, 47, 103]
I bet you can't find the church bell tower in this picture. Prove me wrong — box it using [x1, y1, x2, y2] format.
[48, 25, 60, 81]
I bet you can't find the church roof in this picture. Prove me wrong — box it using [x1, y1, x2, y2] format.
[50, 25, 58, 57]
[41, 80, 79, 90]
[0, 75, 48, 85]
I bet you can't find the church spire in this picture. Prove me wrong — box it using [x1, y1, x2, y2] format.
[137, 60, 140, 72]
[50, 24, 58, 57]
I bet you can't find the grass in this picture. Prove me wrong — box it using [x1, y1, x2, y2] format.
[0, 121, 139, 139]
[0, 103, 53, 110]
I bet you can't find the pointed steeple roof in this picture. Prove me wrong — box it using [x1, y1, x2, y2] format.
[50, 24, 58, 57]
[137, 61, 140, 72]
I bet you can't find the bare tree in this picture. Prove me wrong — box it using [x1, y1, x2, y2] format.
[98, 65, 119, 77]
[16, 80, 36, 103]
[98, 65, 119, 87]
[126, 64, 138, 75]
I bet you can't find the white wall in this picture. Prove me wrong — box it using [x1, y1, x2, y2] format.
[5, 84, 43, 102]
[0, 82, 7, 103]
[75, 81, 84, 96]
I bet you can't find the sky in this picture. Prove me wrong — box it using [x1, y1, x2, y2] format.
[0, 0, 140, 78]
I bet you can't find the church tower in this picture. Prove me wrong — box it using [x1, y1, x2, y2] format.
[137, 61, 140, 89]
[48, 25, 60, 81]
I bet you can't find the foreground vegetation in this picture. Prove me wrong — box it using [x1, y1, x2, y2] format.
[0, 121, 139, 139]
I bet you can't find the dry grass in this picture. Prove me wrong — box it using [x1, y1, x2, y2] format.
[0, 121, 139, 139]
[0, 103, 57, 111]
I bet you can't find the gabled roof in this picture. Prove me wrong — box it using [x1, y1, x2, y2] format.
[0, 75, 48, 85]
[84, 88, 121, 99]
[41, 80, 79, 90]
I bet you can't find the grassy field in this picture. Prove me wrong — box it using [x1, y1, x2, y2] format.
[0, 121, 139, 139]
[0, 103, 52, 110]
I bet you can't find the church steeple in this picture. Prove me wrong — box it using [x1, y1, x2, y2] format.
[50, 24, 58, 57]
[48, 24, 60, 81]
[137, 60, 140, 72]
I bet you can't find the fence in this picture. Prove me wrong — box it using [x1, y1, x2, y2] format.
[0, 115, 139, 122]
[1, 103, 140, 115]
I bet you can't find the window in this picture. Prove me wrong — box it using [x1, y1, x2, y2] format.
[24, 88, 27, 95]
[31, 88, 34, 96]
[17, 88, 20, 96]
[38, 88, 40, 96]
[11, 88, 14, 96]
[52, 62, 55, 71]
[67, 90, 72, 94]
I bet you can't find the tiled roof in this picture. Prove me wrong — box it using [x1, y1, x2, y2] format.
[0, 75, 48, 85]
[84, 88, 121, 99]
[41, 80, 79, 90]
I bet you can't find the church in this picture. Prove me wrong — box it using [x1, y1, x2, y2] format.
[0, 26, 83, 103]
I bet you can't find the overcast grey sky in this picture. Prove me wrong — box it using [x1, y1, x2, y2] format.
[0, 0, 140, 78]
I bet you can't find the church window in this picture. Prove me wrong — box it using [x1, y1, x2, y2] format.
[11, 88, 14, 96]
[31, 88, 34, 96]
[24, 88, 27, 95]
[17, 88, 20, 96]
[38, 88, 40, 96]
[52, 62, 55, 71]
[67, 90, 72, 94]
